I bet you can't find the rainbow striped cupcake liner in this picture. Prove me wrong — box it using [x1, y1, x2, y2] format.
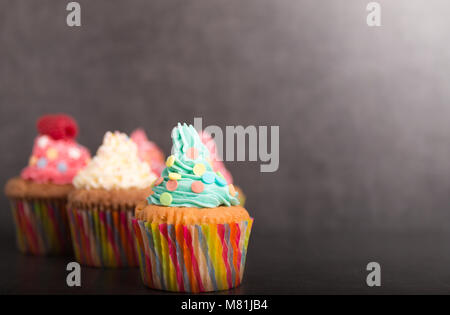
[9, 198, 72, 255]
[67, 207, 138, 268]
[133, 218, 253, 292]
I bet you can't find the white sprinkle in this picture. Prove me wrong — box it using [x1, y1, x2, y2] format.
[68, 147, 81, 159]
[37, 136, 49, 148]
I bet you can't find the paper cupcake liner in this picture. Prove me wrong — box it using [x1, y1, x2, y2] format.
[133, 218, 253, 292]
[9, 198, 72, 255]
[67, 206, 138, 267]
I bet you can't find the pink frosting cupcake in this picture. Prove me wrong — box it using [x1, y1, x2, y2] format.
[4, 114, 90, 255]
[131, 128, 165, 176]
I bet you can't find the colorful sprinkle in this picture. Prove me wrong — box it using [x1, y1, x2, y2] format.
[154, 177, 164, 186]
[186, 147, 199, 160]
[46, 148, 58, 160]
[193, 163, 206, 176]
[57, 161, 67, 173]
[166, 180, 178, 191]
[160, 192, 173, 206]
[215, 175, 227, 186]
[202, 171, 215, 184]
[229, 184, 237, 196]
[166, 155, 175, 167]
[169, 172, 181, 181]
[68, 147, 81, 159]
[37, 157, 47, 168]
[191, 181, 204, 193]
[29, 156, 37, 166]
[216, 171, 224, 178]
[37, 136, 49, 148]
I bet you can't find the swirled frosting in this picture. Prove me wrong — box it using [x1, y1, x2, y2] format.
[73, 131, 157, 190]
[148, 123, 239, 208]
[21, 135, 90, 185]
[199, 131, 233, 184]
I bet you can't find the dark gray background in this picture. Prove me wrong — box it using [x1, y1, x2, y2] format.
[2, 0, 450, 294]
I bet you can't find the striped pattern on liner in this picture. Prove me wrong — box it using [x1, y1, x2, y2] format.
[67, 207, 138, 267]
[133, 218, 253, 292]
[9, 199, 72, 255]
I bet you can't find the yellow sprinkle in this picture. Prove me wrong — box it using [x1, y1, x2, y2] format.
[193, 163, 206, 176]
[168, 172, 181, 181]
[166, 155, 175, 167]
[46, 148, 58, 160]
[29, 156, 37, 166]
[229, 184, 237, 196]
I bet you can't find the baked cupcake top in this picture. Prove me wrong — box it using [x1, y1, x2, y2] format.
[148, 123, 239, 208]
[199, 131, 233, 184]
[73, 131, 157, 190]
[131, 128, 165, 177]
[5, 177, 73, 199]
[20, 114, 90, 185]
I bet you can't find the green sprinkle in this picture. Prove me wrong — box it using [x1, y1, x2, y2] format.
[160, 192, 172, 206]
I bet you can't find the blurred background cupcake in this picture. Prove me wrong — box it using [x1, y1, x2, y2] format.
[4, 114, 90, 255]
[199, 131, 246, 206]
[134, 123, 252, 292]
[131, 128, 165, 177]
[68, 131, 157, 267]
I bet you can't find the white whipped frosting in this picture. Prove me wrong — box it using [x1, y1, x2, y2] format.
[73, 131, 156, 190]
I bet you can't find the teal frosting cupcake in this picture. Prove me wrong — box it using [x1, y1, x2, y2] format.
[148, 123, 239, 208]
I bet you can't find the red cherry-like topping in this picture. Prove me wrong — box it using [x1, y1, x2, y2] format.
[37, 114, 79, 140]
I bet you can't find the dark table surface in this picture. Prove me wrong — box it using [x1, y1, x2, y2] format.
[2, 226, 450, 295]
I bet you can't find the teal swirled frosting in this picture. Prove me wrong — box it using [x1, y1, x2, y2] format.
[148, 123, 239, 208]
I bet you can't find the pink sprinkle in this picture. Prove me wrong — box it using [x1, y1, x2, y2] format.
[191, 181, 204, 193]
[166, 180, 178, 191]
[186, 147, 199, 160]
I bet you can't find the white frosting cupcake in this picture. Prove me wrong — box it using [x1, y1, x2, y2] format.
[73, 131, 156, 190]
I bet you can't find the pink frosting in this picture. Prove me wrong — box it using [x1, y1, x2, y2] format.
[199, 131, 233, 184]
[21, 135, 90, 185]
[131, 128, 165, 176]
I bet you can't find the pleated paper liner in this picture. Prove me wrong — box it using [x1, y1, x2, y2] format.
[9, 198, 72, 255]
[133, 218, 253, 292]
[67, 205, 138, 267]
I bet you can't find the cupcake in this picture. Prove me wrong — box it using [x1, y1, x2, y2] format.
[199, 131, 246, 206]
[131, 128, 165, 176]
[67, 131, 157, 267]
[133, 123, 253, 292]
[4, 114, 90, 255]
